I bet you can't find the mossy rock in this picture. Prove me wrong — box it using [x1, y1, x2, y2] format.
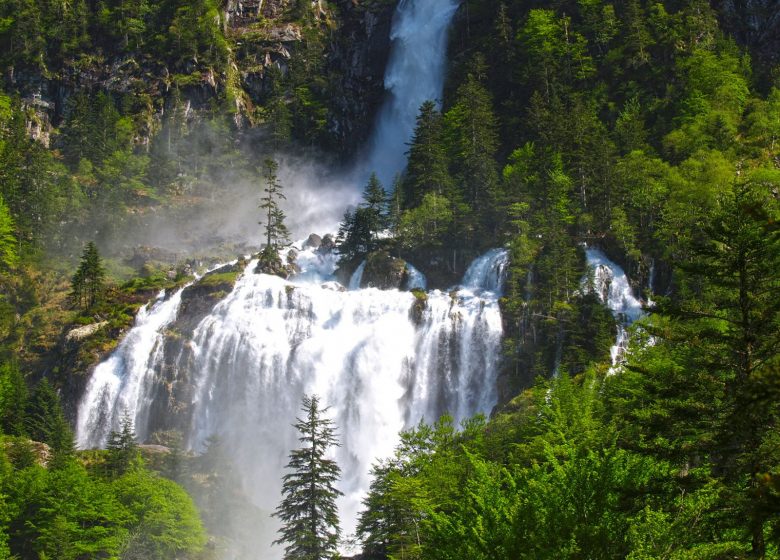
[409, 289, 428, 325]
[362, 251, 407, 290]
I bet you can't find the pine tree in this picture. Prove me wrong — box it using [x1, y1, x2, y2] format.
[106, 413, 139, 477]
[403, 101, 452, 209]
[24, 378, 75, 464]
[0, 362, 28, 436]
[273, 394, 342, 560]
[71, 241, 106, 309]
[259, 158, 291, 257]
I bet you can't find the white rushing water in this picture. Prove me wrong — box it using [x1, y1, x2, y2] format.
[363, 0, 461, 185]
[76, 289, 185, 449]
[77, 0, 471, 554]
[76, 247, 507, 557]
[583, 248, 644, 365]
[404, 261, 427, 290]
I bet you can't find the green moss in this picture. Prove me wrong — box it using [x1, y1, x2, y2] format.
[410, 288, 429, 325]
[198, 270, 239, 288]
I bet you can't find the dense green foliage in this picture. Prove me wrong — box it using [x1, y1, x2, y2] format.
[0, 364, 208, 559]
[0, 0, 779, 558]
[347, 1, 780, 558]
[71, 242, 106, 309]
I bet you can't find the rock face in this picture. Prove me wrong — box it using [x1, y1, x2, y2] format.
[714, 0, 780, 70]
[254, 250, 299, 278]
[141, 261, 247, 435]
[318, 234, 336, 255]
[303, 233, 322, 249]
[326, 0, 396, 155]
[361, 250, 407, 290]
[65, 322, 109, 343]
[8, 0, 396, 156]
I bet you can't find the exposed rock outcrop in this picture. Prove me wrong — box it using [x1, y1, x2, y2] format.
[714, 0, 780, 72]
[361, 250, 406, 290]
[326, 0, 396, 155]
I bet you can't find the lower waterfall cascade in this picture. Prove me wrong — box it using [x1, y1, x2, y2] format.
[76, 246, 508, 556]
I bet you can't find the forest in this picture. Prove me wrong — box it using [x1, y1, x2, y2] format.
[0, 0, 779, 557]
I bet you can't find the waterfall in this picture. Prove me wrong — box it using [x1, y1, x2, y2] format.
[462, 248, 510, 293]
[364, 0, 461, 185]
[76, 289, 185, 449]
[76, 0, 472, 554]
[348, 260, 366, 290]
[76, 248, 506, 557]
[404, 262, 427, 290]
[583, 248, 644, 365]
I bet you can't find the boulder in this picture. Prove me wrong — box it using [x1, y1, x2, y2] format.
[361, 251, 407, 290]
[65, 321, 109, 343]
[317, 234, 336, 255]
[303, 233, 323, 250]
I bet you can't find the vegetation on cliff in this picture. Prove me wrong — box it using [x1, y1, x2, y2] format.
[0, 0, 778, 557]
[350, 1, 780, 558]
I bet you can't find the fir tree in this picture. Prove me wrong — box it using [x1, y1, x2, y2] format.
[403, 101, 452, 209]
[259, 158, 291, 257]
[273, 394, 342, 560]
[71, 241, 106, 309]
[362, 173, 388, 239]
[0, 362, 28, 436]
[24, 378, 75, 464]
[106, 413, 139, 477]
[336, 174, 388, 262]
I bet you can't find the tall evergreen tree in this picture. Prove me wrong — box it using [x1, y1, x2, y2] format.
[24, 378, 75, 463]
[444, 67, 500, 236]
[106, 413, 139, 477]
[273, 394, 342, 560]
[362, 173, 387, 238]
[259, 158, 291, 257]
[403, 101, 452, 209]
[71, 241, 106, 309]
[0, 362, 27, 436]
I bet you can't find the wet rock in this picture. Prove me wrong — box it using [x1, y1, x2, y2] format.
[317, 234, 336, 255]
[321, 281, 346, 292]
[303, 233, 323, 250]
[362, 250, 407, 290]
[255, 250, 297, 278]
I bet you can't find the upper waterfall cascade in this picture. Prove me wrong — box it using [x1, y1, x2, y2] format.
[364, 0, 461, 185]
[76, 246, 507, 556]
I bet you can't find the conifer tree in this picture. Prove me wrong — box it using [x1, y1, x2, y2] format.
[273, 394, 342, 560]
[71, 241, 106, 309]
[259, 158, 291, 257]
[403, 100, 452, 209]
[336, 173, 388, 261]
[0, 362, 27, 437]
[24, 378, 75, 464]
[106, 413, 139, 477]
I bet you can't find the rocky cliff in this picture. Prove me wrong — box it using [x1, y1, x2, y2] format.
[5, 0, 396, 156]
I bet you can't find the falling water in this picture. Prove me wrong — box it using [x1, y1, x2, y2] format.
[583, 248, 644, 365]
[404, 262, 427, 290]
[363, 0, 461, 185]
[76, 247, 506, 557]
[77, 0, 473, 554]
[348, 260, 366, 290]
[76, 289, 185, 449]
